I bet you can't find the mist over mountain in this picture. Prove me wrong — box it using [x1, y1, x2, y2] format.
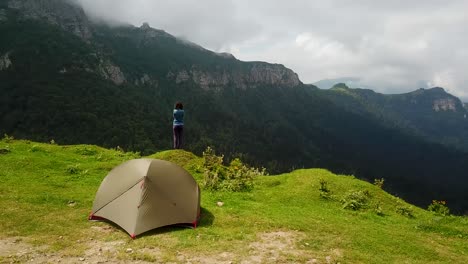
[1, 0, 468, 213]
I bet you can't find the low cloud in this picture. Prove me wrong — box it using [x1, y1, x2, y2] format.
[76, 0, 468, 101]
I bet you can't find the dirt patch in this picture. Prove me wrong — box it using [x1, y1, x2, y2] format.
[243, 231, 311, 263]
[0, 237, 158, 264]
[179, 251, 236, 264]
[178, 231, 323, 264]
[0, 237, 60, 263]
[1, 231, 342, 263]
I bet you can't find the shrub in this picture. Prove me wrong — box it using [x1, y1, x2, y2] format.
[373, 202, 385, 216]
[74, 146, 97, 156]
[318, 178, 332, 199]
[373, 178, 385, 188]
[2, 134, 14, 143]
[29, 145, 44, 152]
[341, 190, 370, 210]
[202, 147, 266, 192]
[110, 146, 141, 159]
[222, 158, 266, 191]
[396, 203, 415, 218]
[66, 164, 81, 175]
[111, 146, 125, 156]
[202, 146, 225, 190]
[427, 200, 450, 216]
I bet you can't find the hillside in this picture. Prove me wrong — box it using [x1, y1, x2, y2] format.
[324, 84, 468, 151]
[1, 0, 468, 214]
[0, 139, 467, 263]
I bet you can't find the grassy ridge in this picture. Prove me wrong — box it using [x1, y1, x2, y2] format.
[0, 139, 467, 263]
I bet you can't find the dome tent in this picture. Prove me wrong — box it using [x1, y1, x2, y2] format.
[89, 159, 200, 238]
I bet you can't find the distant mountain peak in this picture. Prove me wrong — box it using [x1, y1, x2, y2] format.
[140, 22, 151, 30]
[331, 83, 350, 89]
[215, 52, 236, 60]
[429, 86, 446, 91]
[422, 87, 447, 94]
[7, 0, 92, 39]
[400, 87, 464, 113]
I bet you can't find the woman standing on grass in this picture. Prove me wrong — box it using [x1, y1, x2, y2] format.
[173, 102, 184, 149]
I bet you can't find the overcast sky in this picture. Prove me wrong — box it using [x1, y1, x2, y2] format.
[76, 0, 468, 101]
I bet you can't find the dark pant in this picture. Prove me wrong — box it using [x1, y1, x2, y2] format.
[173, 125, 184, 149]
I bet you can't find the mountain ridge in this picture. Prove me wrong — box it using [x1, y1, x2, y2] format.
[325, 84, 468, 152]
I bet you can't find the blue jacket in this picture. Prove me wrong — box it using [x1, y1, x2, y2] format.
[173, 109, 184, 126]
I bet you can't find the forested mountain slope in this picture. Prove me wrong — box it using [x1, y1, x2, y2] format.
[324, 84, 468, 151]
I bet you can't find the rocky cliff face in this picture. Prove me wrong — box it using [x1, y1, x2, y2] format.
[169, 63, 301, 90]
[98, 60, 126, 85]
[135, 23, 301, 90]
[248, 63, 301, 87]
[7, 0, 92, 39]
[433, 98, 457, 112]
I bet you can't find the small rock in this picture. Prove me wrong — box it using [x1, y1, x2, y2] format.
[79, 257, 85, 261]
[305, 242, 310, 246]
[126, 248, 133, 253]
[59, 236, 63, 239]
[216, 201, 224, 207]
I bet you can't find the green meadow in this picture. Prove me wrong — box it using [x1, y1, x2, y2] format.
[0, 138, 467, 263]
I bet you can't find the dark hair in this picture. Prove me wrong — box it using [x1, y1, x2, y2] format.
[175, 102, 183, 110]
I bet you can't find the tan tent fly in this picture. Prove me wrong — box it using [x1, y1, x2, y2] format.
[89, 159, 200, 238]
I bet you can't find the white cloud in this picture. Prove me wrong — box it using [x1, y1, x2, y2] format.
[75, 0, 468, 101]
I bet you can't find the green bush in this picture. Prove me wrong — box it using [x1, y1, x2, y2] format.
[29, 145, 45, 152]
[341, 190, 370, 210]
[2, 134, 14, 143]
[318, 178, 332, 200]
[396, 203, 415, 218]
[74, 146, 98, 156]
[373, 202, 385, 216]
[202, 146, 225, 190]
[66, 164, 81, 175]
[427, 200, 450, 216]
[202, 147, 266, 192]
[110, 146, 141, 159]
[373, 178, 385, 188]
